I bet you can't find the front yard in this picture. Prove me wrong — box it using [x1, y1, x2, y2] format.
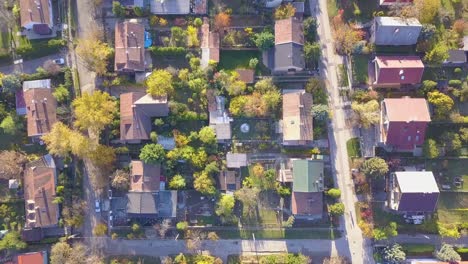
[351, 55, 369, 85]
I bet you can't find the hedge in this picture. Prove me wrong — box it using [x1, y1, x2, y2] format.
[149, 46, 186, 56]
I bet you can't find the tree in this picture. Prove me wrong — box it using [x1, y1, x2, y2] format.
[193, 17, 203, 27]
[373, 222, 398, 240]
[176, 221, 188, 231]
[303, 17, 317, 42]
[146, 69, 174, 97]
[361, 157, 388, 178]
[207, 231, 219, 241]
[76, 37, 113, 75]
[323, 257, 351, 264]
[50, 242, 87, 264]
[428, 91, 454, 119]
[312, 104, 329, 120]
[53, 84, 70, 103]
[235, 187, 260, 216]
[441, 132, 462, 154]
[304, 42, 321, 67]
[334, 22, 363, 55]
[187, 25, 199, 47]
[252, 163, 264, 177]
[414, 0, 440, 23]
[420, 80, 437, 95]
[423, 139, 439, 158]
[43, 59, 62, 75]
[170, 27, 187, 47]
[215, 194, 235, 217]
[434, 243, 461, 262]
[73, 91, 117, 135]
[255, 78, 277, 94]
[253, 31, 275, 51]
[249, 58, 259, 69]
[382, 244, 406, 264]
[112, 1, 126, 17]
[214, 12, 230, 32]
[194, 171, 216, 195]
[62, 199, 86, 228]
[329, 202, 345, 216]
[0, 114, 17, 134]
[0, 150, 27, 180]
[351, 100, 380, 128]
[111, 169, 130, 190]
[424, 42, 449, 65]
[169, 174, 186, 189]
[1, 74, 21, 93]
[274, 3, 296, 20]
[156, 219, 171, 238]
[438, 222, 460, 238]
[198, 126, 216, 146]
[0, 231, 27, 251]
[93, 223, 108, 236]
[139, 143, 165, 164]
[327, 188, 341, 199]
[42, 122, 73, 157]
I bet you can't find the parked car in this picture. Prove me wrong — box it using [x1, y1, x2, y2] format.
[53, 58, 65, 65]
[95, 200, 101, 213]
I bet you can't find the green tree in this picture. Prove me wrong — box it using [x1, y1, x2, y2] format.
[193, 17, 203, 27]
[215, 194, 235, 217]
[198, 126, 216, 146]
[361, 157, 388, 178]
[382, 243, 406, 264]
[169, 174, 186, 190]
[139, 144, 165, 164]
[428, 91, 454, 119]
[194, 171, 216, 195]
[304, 42, 321, 68]
[1, 75, 21, 93]
[327, 188, 341, 199]
[305, 77, 327, 104]
[170, 26, 187, 47]
[235, 186, 260, 216]
[176, 221, 188, 231]
[351, 100, 380, 128]
[420, 80, 437, 95]
[53, 84, 70, 103]
[262, 90, 281, 111]
[415, 0, 440, 23]
[274, 3, 296, 20]
[434, 243, 461, 262]
[303, 17, 317, 42]
[438, 222, 460, 238]
[112, 1, 125, 17]
[423, 139, 439, 158]
[0, 231, 27, 251]
[73, 91, 117, 134]
[441, 132, 462, 154]
[50, 241, 72, 264]
[249, 58, 259, 69]
[253, 31, 275, 51]
[0, 114, 17, 134]
[424, 42, 449, 65]
[312, 104, 329, 120]
[254, 78, 277, 93]
[329, 202, 345, 216]
[186, 25, 199, 47]
[146, 69, 174, 97]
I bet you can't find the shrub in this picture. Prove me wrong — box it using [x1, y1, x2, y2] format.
[327, 188, 341, 199]
[176, 221, 188, 231]
[149, 46, 186, 56]
[448, 79, 462, 88]
[454, 68, 462, 74]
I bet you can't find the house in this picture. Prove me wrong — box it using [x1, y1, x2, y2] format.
[207, 91, 232, 142]
[380, 97, 431, 153]
[371, 17, 422, 46]
[20, 0, 53, 35]
[201, 19, 219, 68]
[226, 153, 247, 169]
[23, 79, 57, 141]
[372, 56, 424, 86]
[126, 191, 177, 218]
[379, 0, 412, 5]
[443, 50, 467, 66]
[218, 170, 241, 193]
[17, 251, 47, 264]
[408, 259, 468, 264]
[118, 0, 146, 8]
[22, 155, 58, 240]
[120, 92, 169, 143]
[235, 69, 255, 84]
[388, 171, 439, 213]
[278, 159, 294, 183]
[130, 160, 161, 192]
[150, 0, 206, 14]
[282, 90, 313, 146]
[115, 20, 146, 73]
[266, 17, 305, 73]
[291, 159, 324, 220]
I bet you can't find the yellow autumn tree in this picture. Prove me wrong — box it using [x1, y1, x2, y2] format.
[146, 69, 174, 97]
[76, 37, 113, 75]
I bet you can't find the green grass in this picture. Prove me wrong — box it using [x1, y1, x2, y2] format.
[351, 55, 369, 85]
[0, 200, 25, 230]
[437, 192, 468, 225]
[337, 64, 349, 87]
[218, 50, 260, 72]
[215, 228, 340, 239]
[425, 159, 468, 191]
[402, 244, 435, 257]
[232, 119, 274, 141]
[106, 256, 161, 264]
[327, 0, 338, 18]
[346, 138, 361, 158]
[18, 38, 65, 60]
[374, 45, 416, 55]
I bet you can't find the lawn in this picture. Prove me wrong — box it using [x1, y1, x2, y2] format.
[106, 256, 161, 264]
[402, 244, 435, 257]
[346, 138, 361, 158]
[337, 64, 349, 87]
[215, 228, 340, 239]
[327, 0, 338, 18]
[241, 190, 281, 228]
[218, 50, 260, 71]
[437, 192, 468, 225]
[374, 45, 416, 55]
[335, 0, 381, 22]
[425, 159, 468, 191]
[151, 54, 189, 69]
[232, 118, 275, 141]
[18, 37, 65, 60]
[351, 55, 369, 85]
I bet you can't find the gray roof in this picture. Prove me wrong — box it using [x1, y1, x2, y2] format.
[274, 43, 305, 70]
[23, 79, 51, 91]
[464, 36, 468, 51]
[226, 153, 247, 168]
[150, 0, 190, 14]
[292, 2, 305, 13]
[445, 50, 467, 63]
[375, 16, 421, 26]
[395, 171, 439, 193]
[126, 191, 177, 217]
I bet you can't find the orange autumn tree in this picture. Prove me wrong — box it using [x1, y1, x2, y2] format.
[214, 12, 231, 32]
[332, 9, 364, 55]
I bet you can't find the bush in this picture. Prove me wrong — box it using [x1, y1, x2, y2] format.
[327, 188, 341, 199]
[448, 79, 462, 88]
[48, 38, 66, 48]
[454, 68, 462, 74]
[149, 46, 186, 56]
[176, 221, 188, 231]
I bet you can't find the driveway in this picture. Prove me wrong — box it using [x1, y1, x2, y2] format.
[0, 54, 63, 75]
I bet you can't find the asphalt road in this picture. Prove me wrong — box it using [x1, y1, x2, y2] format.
[0, 54, 63, 74]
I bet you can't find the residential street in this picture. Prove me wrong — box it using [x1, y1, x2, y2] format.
[311, 0, 374, 262]
[0, 54, 63, 74]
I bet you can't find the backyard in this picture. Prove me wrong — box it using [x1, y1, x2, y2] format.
[232, 118, 275, 141]
[425, 159, 468, 191]
[346, 137, 361, 158]
[351, 55, 369, 85]
[437, 192, 468, 225]
[218, 50, 260, 72]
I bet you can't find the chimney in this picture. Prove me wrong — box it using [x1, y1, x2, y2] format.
[43, 98, 47, 103]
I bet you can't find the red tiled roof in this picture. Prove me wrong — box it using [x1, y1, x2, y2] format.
[275, 17, 304, 45]
[20, 0, 52, 28]
[235, 69, 255, 84]
[291, 192, 323, 216]
[115, 21, 145, 72]
[375, 56, 424, 84]
[383, 97, 431, 122]
[18, 251, 45, 264]
[24, 88, 57, 138]
[130, 160, 161, 192]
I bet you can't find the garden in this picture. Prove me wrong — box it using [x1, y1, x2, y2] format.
[231, 118, 275, 141]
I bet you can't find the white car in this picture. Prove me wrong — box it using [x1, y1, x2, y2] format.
[53, 58, 65, 65]
[95, 200, 101, 213]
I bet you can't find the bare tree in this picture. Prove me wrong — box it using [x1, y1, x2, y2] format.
[43, 60, 62, 76]
[0, 150, 27, 180]
[154, 219, 171, 238]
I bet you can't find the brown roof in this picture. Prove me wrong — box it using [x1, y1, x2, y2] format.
[235, 69, 255, 84]
[130, 160, 161, 192]
[207, 89, 217, 112]
[275, 17, 304, 45]
[383, 97, 431, 122]
[20, 0, 52, 28]
[115, 21, 145, 72]
[201, 20, 219, 62]
[24, 87, 57, 138]
[218, 170, 241, 191]
[375, 56, 424, 84]
[120, 92, 168, 142]
[23, 156, 58, 228]
[18, 251, 46, 264]
[282, 90, 313, 143]
[291, 192, 323, 216]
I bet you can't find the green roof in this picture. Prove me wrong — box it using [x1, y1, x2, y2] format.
[292, 159, 324, 192]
